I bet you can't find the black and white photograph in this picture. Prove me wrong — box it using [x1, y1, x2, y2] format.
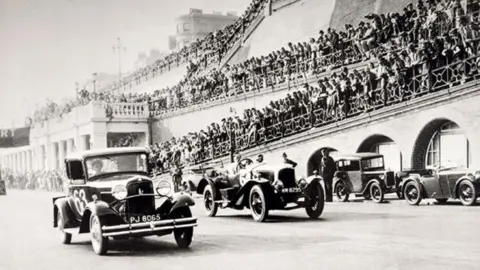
[1, 0, 480, 269]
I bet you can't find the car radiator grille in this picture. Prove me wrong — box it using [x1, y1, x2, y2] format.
[386, 171, 395, 187]
[126, 180, 155, 216]
[278, 168, 296, 188]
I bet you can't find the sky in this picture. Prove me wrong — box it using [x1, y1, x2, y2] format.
[0, 0, 251, 128]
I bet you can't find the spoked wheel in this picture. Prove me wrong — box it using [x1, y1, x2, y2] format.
[369, 182, 384, 203]
[335, 182, 349, 202]
[90, 214, 109, 255]
[458, 180, 477, 206]
[249, 185, 269, 222]
[203, 185, 218, 217]
[404, 182, 422, 206]
[173, 207, 194, 248]
[57, 211, 72, 244]
[305, 182, 325, 219]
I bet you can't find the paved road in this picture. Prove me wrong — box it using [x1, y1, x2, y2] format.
[1, 190, 479, 270]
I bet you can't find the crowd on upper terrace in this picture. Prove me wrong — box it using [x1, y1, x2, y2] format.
[146, 0, 480, 172]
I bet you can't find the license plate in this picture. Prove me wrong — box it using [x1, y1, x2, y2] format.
[281, 187, 302, 193]
[129, 214, 162, 223]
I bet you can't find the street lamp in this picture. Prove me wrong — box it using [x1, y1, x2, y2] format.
[75, 81, 80, 100]
[92, 73, 98, 92]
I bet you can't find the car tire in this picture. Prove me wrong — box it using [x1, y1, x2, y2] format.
[369, 182, 384, 203]
[305, 182, 325, 219]
[57, 211, 72, 244]
[90, 214, 109, 256]
[404, 182, 422, 206]
[458, 180, 477, 206]
[173, 207, 194, 249]
[249, 185, 269, 222]
[335, 182, 349, 202]
[203, 185, 218, 217]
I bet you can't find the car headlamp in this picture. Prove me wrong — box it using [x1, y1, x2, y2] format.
[156, 180, 172, 196]
[274, 180, 284, 191]
[297, 178, 307, 189]
[474, 171, 480, 180]
[379, 174, 385, 180]
[112, 185, 128, 200]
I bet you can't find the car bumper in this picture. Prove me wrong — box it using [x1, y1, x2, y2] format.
[101, 217, 198, 237]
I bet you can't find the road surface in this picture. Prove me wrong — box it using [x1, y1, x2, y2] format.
[1, 189, 479, 270]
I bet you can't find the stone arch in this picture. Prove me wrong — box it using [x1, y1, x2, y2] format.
[307, 147, 338, 176]
[411, 118, 470, 170]
[357, 134, 402, 171]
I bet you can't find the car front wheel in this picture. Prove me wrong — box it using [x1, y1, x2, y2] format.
[90, 214, 109, 255]
[203, 185, 218, 217]
[369, 182, 384, 203]
[249, 185, 269, 222]
[335, 182, 349, 202]
[57, 211, 72, 244]
[404, 182, 422, 206]
[458, 180, 477, 206]
[173, 207, 194, 248]
[305, 182, 325, 219]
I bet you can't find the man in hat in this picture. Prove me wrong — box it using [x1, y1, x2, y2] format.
[321, 148, 335, 202]
[282, 153, 297, 168]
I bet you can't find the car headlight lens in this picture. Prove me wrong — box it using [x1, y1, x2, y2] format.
[475, 171, 480, 180]
[156, 180, 172, 196]
[112, 185, 128, 200]
[379, 174, 385, 180]
[297, 178, 307, 189]
[274, 180, 284, 191]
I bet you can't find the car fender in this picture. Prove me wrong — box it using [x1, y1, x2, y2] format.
[53, 197, 76, 228]
[401, 177, 427, 198]
[333, 176, 352, 193]
[361, 178, 383, 194]
[454, 176, 478, 199]
[306, 175, 323, 185]
[234, 179, 272, 207]
[167, 193, 195, 216]
[78, 201, 118, 233]
[196, 178, 215, 195]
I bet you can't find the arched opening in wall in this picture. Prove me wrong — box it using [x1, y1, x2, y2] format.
[412, 119, 470, 170]
[356, 134, 402, 171]
[307, 147, 339, 176]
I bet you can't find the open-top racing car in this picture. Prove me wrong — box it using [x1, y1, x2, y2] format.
[53, 147, 198, 255]
[196, 158, 325, 222]
[398, 166, 480, 206]
[181, 160, 224, 193]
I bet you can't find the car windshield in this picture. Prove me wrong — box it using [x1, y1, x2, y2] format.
[361, 157, 385, 171]
[337, 160, 361, 171]
[85, 153, 148, 180]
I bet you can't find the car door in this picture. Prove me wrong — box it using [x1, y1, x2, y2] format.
[420, 171, 442, 198]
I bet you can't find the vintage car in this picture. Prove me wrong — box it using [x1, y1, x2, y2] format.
[196, 158, 325, 222]
[333, 153, 400, 203]
[52, 147, 198, 255]
[181, 161, 224, 193]
[398, 167, 480, 206]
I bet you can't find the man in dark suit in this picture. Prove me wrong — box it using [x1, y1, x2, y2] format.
[321, 149, 336, 202]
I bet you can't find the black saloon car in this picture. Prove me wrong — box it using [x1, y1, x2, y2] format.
[52, 147, 197, 255]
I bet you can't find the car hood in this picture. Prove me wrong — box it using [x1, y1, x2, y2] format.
[87, 174, 152, 190]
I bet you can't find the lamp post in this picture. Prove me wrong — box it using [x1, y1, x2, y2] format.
[75, 81, 80, 100]
[92, 73, 97, 92]
[112, 37, 127, 91]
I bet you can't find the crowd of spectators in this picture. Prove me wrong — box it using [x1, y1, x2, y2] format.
[2, 169, 67, 192]
[146, 0, 480, 172]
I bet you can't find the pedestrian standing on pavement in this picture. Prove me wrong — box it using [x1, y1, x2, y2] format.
[172, 163, 183, 193]
[282, 152, 297, 168]
[321, 148, 336, 202]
